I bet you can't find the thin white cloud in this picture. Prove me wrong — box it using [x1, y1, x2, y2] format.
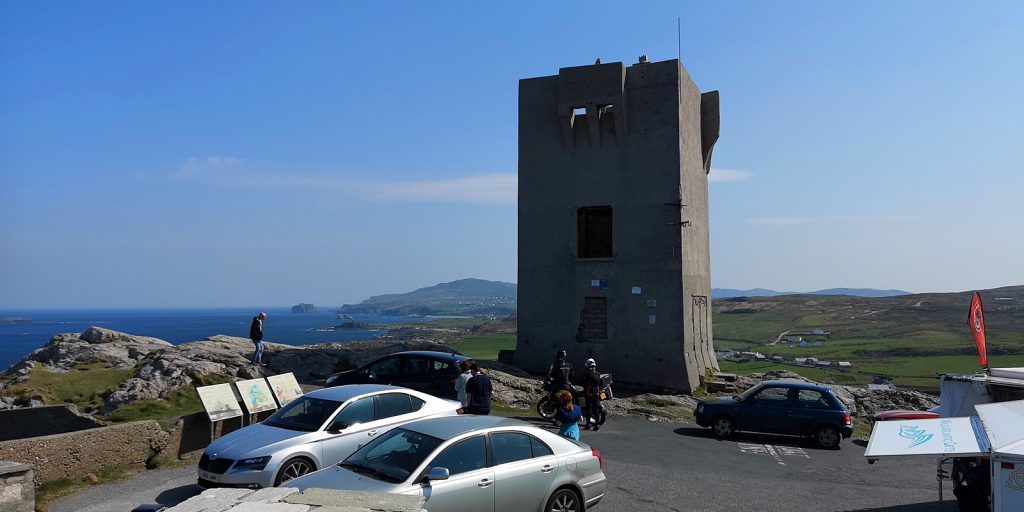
[174, 157, 742, 203]
[175, 156, 250, 178]
[172, 156, 517, 203]
[747, 215, 920, 226]
[708, 168, 752, 183]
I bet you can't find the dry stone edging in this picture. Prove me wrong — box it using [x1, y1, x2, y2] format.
[162, 487, 427, 512]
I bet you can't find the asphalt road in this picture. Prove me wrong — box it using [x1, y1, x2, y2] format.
[51, 417, 956, 512]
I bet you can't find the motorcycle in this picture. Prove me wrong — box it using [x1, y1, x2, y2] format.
[537, 373, 613, 425]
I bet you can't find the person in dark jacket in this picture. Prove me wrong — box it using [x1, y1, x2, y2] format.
[546, 350, 575, 393]
[581, 358, 606, 430]
[465, 363, 493, 415]
[249, 312, 267, 365]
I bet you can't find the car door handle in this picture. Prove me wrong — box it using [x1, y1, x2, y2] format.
[541, 465, 554, 473]
[368, 430, 378, 436]
[478, 478, 493, 488]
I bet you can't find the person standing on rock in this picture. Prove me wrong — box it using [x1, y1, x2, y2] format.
[249, 312, 267, 365]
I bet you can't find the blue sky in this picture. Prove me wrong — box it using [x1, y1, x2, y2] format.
[1, 1, 1022, 308]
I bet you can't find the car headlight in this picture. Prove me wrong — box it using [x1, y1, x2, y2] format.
[234, 456, 272, 471]
[696, 404, 704, 414]
[325, 375, 337, 385]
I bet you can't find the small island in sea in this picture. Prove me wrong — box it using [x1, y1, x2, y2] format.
[333, 315, 369, 329]
[290, 303, 317, 313]
[0, 317, 32, 324]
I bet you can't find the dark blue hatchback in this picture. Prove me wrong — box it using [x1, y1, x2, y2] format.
[694, 380, 853, 449]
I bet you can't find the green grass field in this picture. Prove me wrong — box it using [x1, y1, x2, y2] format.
[718, 353, 1024, 389]
[446, 333, 516, 360]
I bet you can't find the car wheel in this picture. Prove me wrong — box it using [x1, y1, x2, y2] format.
[814, 425, 841, 449]
[711, 416, 736, 439]
[546, 487, 582, 512]
[275, 457, 315, 486]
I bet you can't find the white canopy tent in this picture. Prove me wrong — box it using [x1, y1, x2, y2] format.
[976, 400, 1024, 511]
[864, 398, 1024, 511]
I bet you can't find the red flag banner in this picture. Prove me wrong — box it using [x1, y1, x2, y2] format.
[967, 292, 988, 370]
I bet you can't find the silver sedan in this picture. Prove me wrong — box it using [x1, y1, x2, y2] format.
[286, 416, 607, 512]
[197, 384, 460, 489]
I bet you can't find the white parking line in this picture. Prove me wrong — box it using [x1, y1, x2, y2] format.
[738, 442, 769, 455]
[776, 445, 810, 458]
[737, 443, 811, 465]
[764, 444, 785, 465]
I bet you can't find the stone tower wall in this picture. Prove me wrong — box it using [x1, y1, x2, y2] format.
[515, 58, 719, 392]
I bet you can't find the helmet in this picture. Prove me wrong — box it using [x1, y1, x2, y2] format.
[584, 358, 596, 368]
[555, 349, 567, 361]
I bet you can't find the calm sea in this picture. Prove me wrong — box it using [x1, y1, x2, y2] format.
[0, 307, 425, 371]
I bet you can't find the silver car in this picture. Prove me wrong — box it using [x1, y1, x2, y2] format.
[286, 416, 607, 512]
[197, 384, 460, 488]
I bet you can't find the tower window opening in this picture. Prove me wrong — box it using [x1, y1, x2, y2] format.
[578, 206, 613, 258]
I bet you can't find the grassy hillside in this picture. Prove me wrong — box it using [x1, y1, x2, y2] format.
[339, 278, 516, 317]
[714, 285, 1024, 389]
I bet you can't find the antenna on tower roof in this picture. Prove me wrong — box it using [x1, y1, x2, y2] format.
[677, 16, 682, 62]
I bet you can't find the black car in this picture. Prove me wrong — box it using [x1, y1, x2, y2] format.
[324, 351, 469, 400]
[694, 380, 854, 449]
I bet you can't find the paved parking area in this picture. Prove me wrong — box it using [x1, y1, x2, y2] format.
[51, 416, 956, 512]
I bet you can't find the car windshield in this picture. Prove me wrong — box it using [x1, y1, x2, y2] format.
[339, 428, 443, 483]
[263, 397, 343, 432]
[737, 384, 763, 401]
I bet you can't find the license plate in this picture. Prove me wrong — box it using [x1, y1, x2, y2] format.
[199, 470, 219, 481]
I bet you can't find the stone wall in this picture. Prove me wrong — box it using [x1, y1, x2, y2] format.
[0, 461, 33, 512]
[0, 404, 101, 442]
[0, 421, 170, 484]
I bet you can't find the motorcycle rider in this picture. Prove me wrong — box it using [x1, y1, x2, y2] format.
[546, 350, 576, 396]
[581, 358, 606, 430]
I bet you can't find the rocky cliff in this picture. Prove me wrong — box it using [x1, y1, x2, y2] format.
[7, 326, 172, 376]
[2, 327, 457, 414]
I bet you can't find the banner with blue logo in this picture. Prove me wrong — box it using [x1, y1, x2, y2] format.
[865, 417, 988, 458]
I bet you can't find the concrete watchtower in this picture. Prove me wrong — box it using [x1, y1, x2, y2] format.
[514, 57, 720, 392]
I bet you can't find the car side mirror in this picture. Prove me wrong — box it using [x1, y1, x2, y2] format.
[425, 467, 450, 482]
[328, 422, 348, 432]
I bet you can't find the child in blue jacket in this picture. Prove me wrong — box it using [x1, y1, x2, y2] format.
[553, 389, 583, 440]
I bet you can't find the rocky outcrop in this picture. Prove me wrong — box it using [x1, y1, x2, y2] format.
[102, 336, 457, 414]
[5, 327, 172, 378]
[291, 303, 317, 313]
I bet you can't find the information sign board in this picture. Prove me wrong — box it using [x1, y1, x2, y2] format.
[267, 373, 304, 407]
[196, 383, 244, 422]
[235, 378, 278, 414]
